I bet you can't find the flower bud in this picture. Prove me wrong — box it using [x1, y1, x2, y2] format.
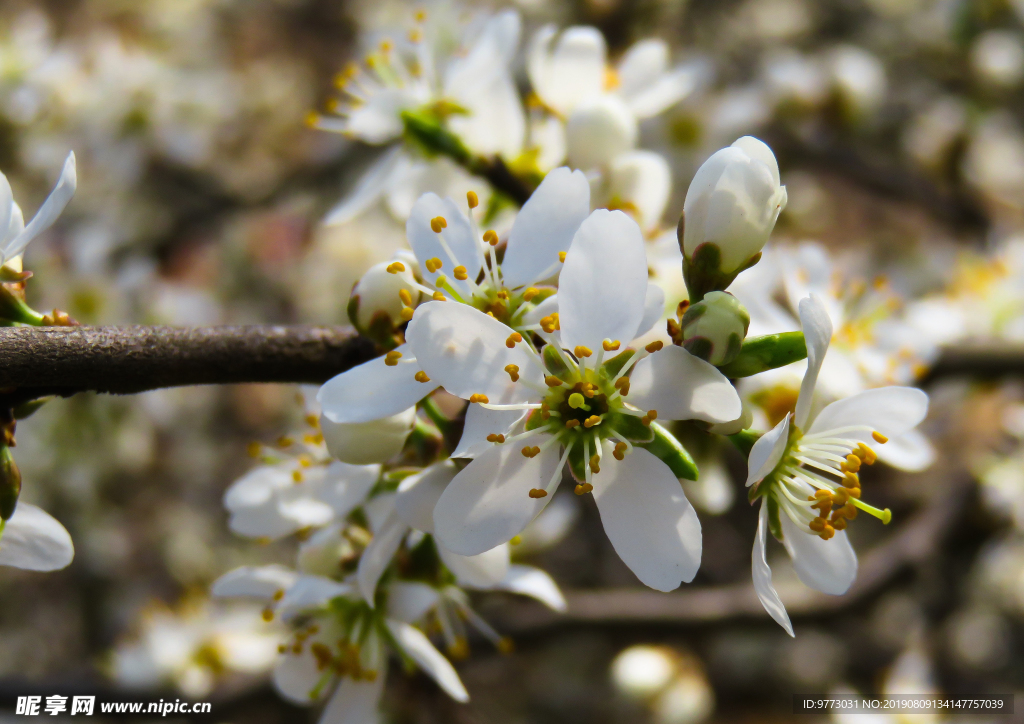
[347, 259, 419, 340]
[680, 291, 750, 366]
[565, 96, 638, 170]
[680, 136, 787, 299]
[320, 407, 417, 465]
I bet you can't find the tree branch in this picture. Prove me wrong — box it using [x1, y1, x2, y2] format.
[0, 325, 376, 405]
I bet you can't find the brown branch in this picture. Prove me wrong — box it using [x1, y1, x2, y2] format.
[495, 476, 970, 631]
[0, 325, 376, 405]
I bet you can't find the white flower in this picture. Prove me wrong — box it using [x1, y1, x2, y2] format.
[318, 167, 593, 424]
[681, 136, 787, 276]
[320, 408, 417, 466]
[212, 567, 469, 718]
[317, 10, 525, 226]
[407, 209, 741, 591]
[744, 294, 929, 636]
[0, 151, 76, 268]
[0, 503, 74, 572]
[224, 433, 380, 541]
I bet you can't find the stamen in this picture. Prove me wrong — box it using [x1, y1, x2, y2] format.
[506, 332, 523, 348]
[522, 288, 540, 301]
[483, 230, 499, 246]
[425, 257, 443, 273]
[574, 345, 593, 359]
[521, 446, 541, 458]
[504, 364, 520, 382]
[467, 191, 479, 209]
[430, 216, 448, 233]
[486, 434, 505, 443]
[453, 266, 469, 281]
[558, 251, 567, 262]
[872, 431, 888, 444]
[415, 371, 431, 383]
[603, 339, 621, 351]
[469, 394, 489, 404]
[401, 307, 415, 321]
[528, 488, 547, 498]
[384, 350, 402, 366]
[386, 262, 405, 274]
[399, 289, 413, 306]
[433, 291, 446, 301]
[613, 441, 627, 460]
[583, 415, 601, 428]
[545, 375, 563, 387]
[645, 341, 664, 353]
[575, 482, 594, 495]
[565, 419, 580, 429]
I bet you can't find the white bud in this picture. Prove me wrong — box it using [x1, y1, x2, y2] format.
[681, 291, 750, 366]
[349, 260, 418, 331]
[320, 407, 417, 465]
[682, 136, 787, 275]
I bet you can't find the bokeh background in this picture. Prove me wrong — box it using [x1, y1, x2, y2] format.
[1, 0, 1024, 721]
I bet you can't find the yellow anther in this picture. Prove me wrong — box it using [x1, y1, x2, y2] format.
[645, 340, 664, 353]
[277, 436, 294, 448]
[504, 364, 520, 382]
[603, 339, 621, 351]
[522, 446, 541, 458]
[408, 28, 423, 42]
[574, 483, 594, 495]
[486, 433, 506, 443]
[522, 287, 539, 301]
[509, 535, 521, 545]
[831, 516, 848, 531]
[469, 393, 489, 404]
[415, 9, 427, 22]
[304, 111, 320, 128]
[385, 350, 403, 366]
[273, 588, 285, 601]
[425, 257, 443, 273]
[568, 393, 586, 409]
[298, 455, 313, 468]
[545, 375, 563, 387]
[262, 607, 274, 622]
[646, 409, 658, 421]
[305, 414, 319, 428]
[574, 345, 593, 359]
[247, 441, 261, 458]
[589, 454, 601, 473]
[448, 637, 469, 660]
[486, 311, 495, 317]
[497, 290, 509, 300]
[453, 265, 468, 281]
[558, 251, 567, 262]
[401, 306, 415, 321]
[386, 261, 406, 274]
[847, 487, 861, 499]
[843, 472, 859, 488]
[529, 488, 548, 498]
[641, 414, 652, 426]
[467, 191, 479, 209]
[819, 523, 835, 540]
[278, 644, 287, 653]
[832, 488, 849, 506]
[432, 291, 446, 301]
[380, 39, 393, 53]
[856, 443, 877, 464]
[872, 431, 889, 444]
[430, 216, 448, 233]
[584, 415, 601, 428]
[292, 470, 303, 483]
[415, 371, 431, 383]
[565, 419, 580, 429]
[813, 489, 831, 500]
[841, 454, 861, 473]
[483, 230, 499, 246]
[399, 289, 413, 306]
[809, 518, 825, 532]
[498, 637, 515, 654]
[540, 313, 560, 332]
[613, 441, 627, 460]
[311, 642, 333, 670]
[506, 332, 523, 348]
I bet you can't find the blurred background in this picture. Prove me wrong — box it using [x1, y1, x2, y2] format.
[1, 0, 1024, 721]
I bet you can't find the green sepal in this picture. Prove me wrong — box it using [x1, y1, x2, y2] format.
[524, 409, 546, 432]
[0, 285, 45, 326]
[0, 446, 20, 520]
[567, 440, 587, 482]
[0, 267, 31, 283]
[638, 422, 698, 480]
[542, 344, 570, 378]
[601, 349, 635, 377]
[681, 240, 762, 304]
[728, 429, 762, 457]
[12, 398, 51, 420]
[401, 110, 473, 165]
[346, 295, 400, 349]
[766, 493, 783, 540]
[612, 413, 655, 444]
[682, 336, 713, 362]
[717, 332, 807, 378]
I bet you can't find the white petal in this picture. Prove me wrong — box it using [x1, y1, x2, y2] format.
[406, 193, 483, 299]
[223, 465, 291, 512]
[559, 209, 648, 352]
[274, 648, 326, 704]
[357, 511, 406, 606]
[794, 294, 833, 429]
[318, 344, 436, 424]
[4, 151, 76, 263]
[439, 543, 510, 588]
[316, 461, 380, 517]
[343, 89, 411, 144]
[387, 582, 441, 623]
[616, 39, 669, 96]
[808, 386, 928, 443]
[532, 26, 606, 115]
[385, 620, 469, 702]
[451, 404, 525, 459]
[0, 504, 73, 572]
[502, 167, 590, 289]
[276, 492, 335, 530]
[228, 499, 301, 540]
[395, 461, 458, 533]
[752, 503, 794, 636]
[319, 675, 384, 724]
[592, 446, 701, 591]
[322, 409, 415, 466]
[211, 565, 300, 600]
[731, 135, 782, 186]
[405, 302, 545, 401]
[635, 283, 666, 337]
[324, 146, 408, 226]
[607, 151, 671, 231]
[875, 429, 935, 472]
[277, 575, 352, 620]
[0, 174, 13, 249]
[433, 435, 561, 555]
[496, 564, 567, 612]
[565, 96, 638, 170]
[627, 345, 742, 423]
[746, 415, 791, 487]
[779, 512, 858, 595]
[625, 63, 705, 119]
